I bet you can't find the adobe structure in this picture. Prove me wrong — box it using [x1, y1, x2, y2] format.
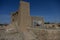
[11, 1, 44, 32]
[0, 0, 60, 40]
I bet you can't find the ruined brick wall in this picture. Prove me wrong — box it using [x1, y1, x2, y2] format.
[18, 1, 31, 32]
[31, 16, 44, 28]
[44, 24, 60, 29]
[11, 12, 18, 24]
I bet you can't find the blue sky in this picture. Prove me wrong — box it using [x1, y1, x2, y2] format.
[0, 0, 60, 24]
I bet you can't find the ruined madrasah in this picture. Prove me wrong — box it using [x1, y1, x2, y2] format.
[0, 0, 60, 40]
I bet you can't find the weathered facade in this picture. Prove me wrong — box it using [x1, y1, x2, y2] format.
[11, 1, 44, 32]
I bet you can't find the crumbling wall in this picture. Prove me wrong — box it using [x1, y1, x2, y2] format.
[0, 27, 60, 40]
[0, 31, 24, 40]
[47, 30, 60, 40]
[31, 29, 60, 40]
